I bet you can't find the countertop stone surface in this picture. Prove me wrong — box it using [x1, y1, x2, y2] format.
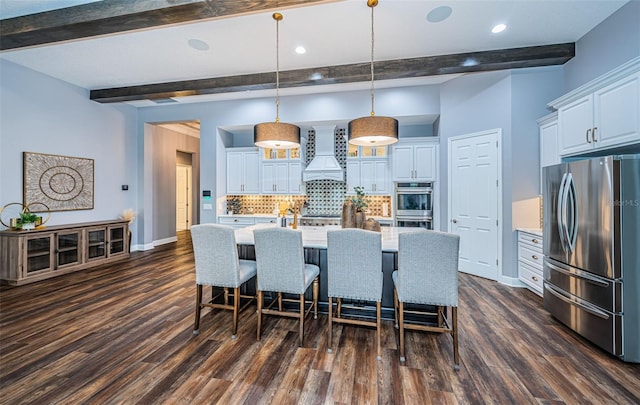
[234, 223, 420, 251]
[517, 228, 543, 237]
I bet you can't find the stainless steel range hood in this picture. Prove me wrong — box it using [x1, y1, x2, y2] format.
[303, 125, 344, 181]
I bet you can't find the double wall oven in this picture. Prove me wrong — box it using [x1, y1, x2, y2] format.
[394, 183, 433, 229]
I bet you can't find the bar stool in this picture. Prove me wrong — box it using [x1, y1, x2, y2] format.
[253, 227, 319, 346]
[393, 229, 461, 369]
[190, 224, 257, 339]
[327, 228, 383, 359]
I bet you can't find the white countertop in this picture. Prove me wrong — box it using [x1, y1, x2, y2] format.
[517, 228, 543, 237]
[234, 223, 419, 251]
[220, 214, 393, 221]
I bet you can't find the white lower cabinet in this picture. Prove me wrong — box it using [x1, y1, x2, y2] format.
[517, 230, 544, 296]
[218, 216, 255, 229]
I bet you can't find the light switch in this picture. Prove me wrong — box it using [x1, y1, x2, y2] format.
[203, 204, 213, 210]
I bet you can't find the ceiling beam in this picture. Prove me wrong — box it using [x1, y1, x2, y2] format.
[0, 0, 335, 51]
[90, 43, 575, 103]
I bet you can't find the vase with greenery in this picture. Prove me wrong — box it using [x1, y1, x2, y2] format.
[18, 211, 39, 230]
[350, 186, 369, 228]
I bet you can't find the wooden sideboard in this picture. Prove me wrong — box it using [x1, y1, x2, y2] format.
[0, 219, 129, 285]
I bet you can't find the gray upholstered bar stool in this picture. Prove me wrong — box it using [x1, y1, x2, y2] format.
[393, 230, 461, 369]
[253, 227, 319, 346]
[190, 224, 257, 339]
[327, 228, 383, 359]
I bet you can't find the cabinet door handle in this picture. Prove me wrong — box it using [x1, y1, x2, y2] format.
[586, 128, 591, 143]
[592, 127, 597, 142]
[532, 255, 538, 260]
[531, 238, 538, 244]
[532, 276, 539, 282]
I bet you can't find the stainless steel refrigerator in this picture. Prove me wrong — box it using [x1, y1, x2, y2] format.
[543, 154, 639, 363]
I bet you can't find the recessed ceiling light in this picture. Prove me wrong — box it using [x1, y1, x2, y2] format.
[492, 24, 507, 34]
[295, 46, 306, 55]
[187, 38, 210, 51]
[426, 6, 452, 23]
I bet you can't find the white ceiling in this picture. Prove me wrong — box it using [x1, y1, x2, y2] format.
[0, 0, 629, 106]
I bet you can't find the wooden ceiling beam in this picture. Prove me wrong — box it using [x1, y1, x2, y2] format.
[0, 0, 334, 51]
[90, 43, 575, 103]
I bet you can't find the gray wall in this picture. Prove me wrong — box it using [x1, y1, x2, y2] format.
[0, 59, 138, 232]
[564, 0, 640, 92]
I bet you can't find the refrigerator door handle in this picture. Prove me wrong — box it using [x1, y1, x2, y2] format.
[566, 173, 578, 253]
[545, 259, 610, 287]
[557, 172, 569, 252]
[544, 283, 610, 320]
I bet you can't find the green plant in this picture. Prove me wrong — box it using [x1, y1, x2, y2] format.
[18, 211, 38, 225]
[350, 186, 369, 212]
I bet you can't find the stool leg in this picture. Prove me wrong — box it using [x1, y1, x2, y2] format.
[278, 292, 283, 312]
[257, 290, 263, 341]
[224, 287, 229, 306]
[393, 287, 399, 329]
[337, 298, 342, 318]
[399, 301, 406, 362]
[376, 301, 382, 361]
[194, 284, 202, 335]
[299, 294, 305, 347]
[453, 306, 460, 371]
[232, 287, 240, 339]
[312, 277, 319, 319]
[327, 296, 333, 353]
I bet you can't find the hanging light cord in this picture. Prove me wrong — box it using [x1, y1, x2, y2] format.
[275, 14, 281, 123]
[370, 3, 376, 117]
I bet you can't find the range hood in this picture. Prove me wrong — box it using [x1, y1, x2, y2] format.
[303, 125, 344, 181]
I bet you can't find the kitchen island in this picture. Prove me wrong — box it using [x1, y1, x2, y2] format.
[234, 224, 423, 314]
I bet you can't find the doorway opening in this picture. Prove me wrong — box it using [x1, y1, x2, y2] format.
[176, 152, 193, 232]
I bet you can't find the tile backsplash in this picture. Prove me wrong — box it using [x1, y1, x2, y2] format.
[227, 127, 391, 217]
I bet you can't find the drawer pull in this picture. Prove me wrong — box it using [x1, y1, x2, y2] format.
[233, 219, 238, 222]
[531, 238, 538, 244]
[531, 255, 538, 260]
[532, 276, 538, 282]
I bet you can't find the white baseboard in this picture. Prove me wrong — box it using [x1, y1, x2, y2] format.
[500, 274, 526, 287]
[154, 236, 178, 246]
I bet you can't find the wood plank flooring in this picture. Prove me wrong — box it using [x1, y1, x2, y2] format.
[1, 231, 639, 404]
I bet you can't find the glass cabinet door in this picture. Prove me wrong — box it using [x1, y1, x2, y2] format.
[262, 147, 300, 160]
[56, 231, 81, 268]
[108, 225, 126, 256]
[25, 235, 53, 274]
[87, 228, 106, 260]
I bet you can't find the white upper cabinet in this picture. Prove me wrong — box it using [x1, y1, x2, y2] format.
[392, 139, 437, 182]
[259, 147, 304, 194]
[539, 112, 560, 168]
[346, 145, 389, 195]
[227, 148, 260, 194]
[551, 58, 640, 157]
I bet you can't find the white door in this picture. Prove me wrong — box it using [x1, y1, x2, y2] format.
[448, 129, 501, 281]
[176, 165, 192, 231]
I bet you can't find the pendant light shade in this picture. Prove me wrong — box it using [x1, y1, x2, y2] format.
[348, 115, 398, 146]
[348, 0, 398, 146]
[254, 121, 300, 149]
[254, 13, 300, 149]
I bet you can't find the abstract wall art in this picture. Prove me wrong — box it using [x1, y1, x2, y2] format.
[23, 152, 94, 211]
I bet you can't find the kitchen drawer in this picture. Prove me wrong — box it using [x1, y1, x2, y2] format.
[255, 217, 278, 224]
[218, 217, 255, 229]
[518, 261, 543, 296]
[518, 231, 543, 250]
[518, 243, 543, 269]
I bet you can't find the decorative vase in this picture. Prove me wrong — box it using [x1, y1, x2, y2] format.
[355, 211, 366, 229]
[21, 222, 35, 231]
[342, 201, 356, 228]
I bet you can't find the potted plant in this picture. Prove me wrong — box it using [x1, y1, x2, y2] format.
[18, 211, 39, 230]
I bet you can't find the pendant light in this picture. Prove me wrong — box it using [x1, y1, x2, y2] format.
[348, 0, 398, 146]
[254, 13, 301, 149]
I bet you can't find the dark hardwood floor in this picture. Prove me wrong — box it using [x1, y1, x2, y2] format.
[1, 231, 639, 404]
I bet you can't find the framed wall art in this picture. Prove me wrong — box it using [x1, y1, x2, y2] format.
[23, 152, 94, 211]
